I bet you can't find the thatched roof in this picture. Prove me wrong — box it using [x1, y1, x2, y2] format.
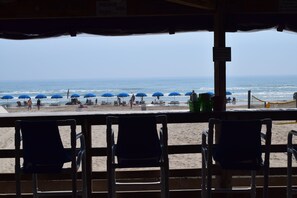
[0, 0, 296, 39]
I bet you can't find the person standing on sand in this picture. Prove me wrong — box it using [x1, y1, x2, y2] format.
[117, 97, 121, 106]
[27, 98, 32, 110]
[130, 94, 135, 109]
[37, 99, 41, 110]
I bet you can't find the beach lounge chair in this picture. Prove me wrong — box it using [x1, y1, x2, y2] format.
[287, 130, 297, 198]
[201, 118, 272, 198]
[106, 115, 169, 198]
[15, 119, 87, 198]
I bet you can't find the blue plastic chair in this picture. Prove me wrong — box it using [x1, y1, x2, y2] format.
[201, 118, 272, 198]
[15, 119, 86, 198]
[106, 115, 169, 198]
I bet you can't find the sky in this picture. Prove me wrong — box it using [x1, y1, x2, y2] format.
[0, 29, 297, 81]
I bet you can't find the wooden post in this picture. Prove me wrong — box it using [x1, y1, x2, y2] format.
[214, 0, 226, 112]
[213, 0, 231, 193]
[81, 119, 92, 198]
[248, 90, 251, 109]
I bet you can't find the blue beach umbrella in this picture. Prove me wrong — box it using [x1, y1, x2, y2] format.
[136, 92, 147, 102]
[1, 95, 13, 106]
[1, 95, 13, 100]
[117, 92, 129, 98]
[168, 92, 181, 96]
[152, 92, 164, 101]
[71, 93, 80, 98]
[152, 92, 164, 97]
[185, 92, 192, 96]
[168, 91, 181, 101]
[84, 93, 96, 98]
[226, 91, 232, 95]
[18, 94, 31, 99]
[101, 92, 114, 103]
[35, 94, 47, 99]
[51, 94, 63, 99]
[136, 92, 147, 97]
[101, 93, 114, 97]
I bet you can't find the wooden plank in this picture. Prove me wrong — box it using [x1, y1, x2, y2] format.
[1, 109, 297, 127]
[0, 144, 288, 158]
[166, 0, 215, 10]
[0, 0, 204, 19]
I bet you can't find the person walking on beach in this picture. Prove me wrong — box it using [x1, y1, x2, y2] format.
[117, 97, 121, 106]
[37, 99, 41, 110]
[27, 98, 32, 111]
[130, 94, 135, 109]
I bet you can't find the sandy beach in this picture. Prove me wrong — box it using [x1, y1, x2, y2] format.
[0, 103, 296, 173]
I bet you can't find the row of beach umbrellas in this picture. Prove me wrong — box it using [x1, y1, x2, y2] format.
[1, 94, 62, 100]
[1, 91, 232, 100]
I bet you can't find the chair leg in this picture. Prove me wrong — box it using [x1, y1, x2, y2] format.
[161, 165, 169, 198]
[288, 151, 293, 198]
[109, 167, 116, 198]
[32, 174, 38, 198]
[201, 152, 206, 198]
[15, 167, 21, 198]
[250, 171, 256, 198]
[71, 169, 77, 198]
[263, 165, 269, 198]
[82, 153, 87, 198]
[206, 162, 212, 198]
[161, 167, 165, 198]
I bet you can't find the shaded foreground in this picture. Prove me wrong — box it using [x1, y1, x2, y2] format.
[0, 109, 296, 197]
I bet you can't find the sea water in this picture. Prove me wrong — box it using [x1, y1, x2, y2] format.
[0, 75, 296, 106]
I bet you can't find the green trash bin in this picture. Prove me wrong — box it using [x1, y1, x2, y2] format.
[189, 100, 200, 112]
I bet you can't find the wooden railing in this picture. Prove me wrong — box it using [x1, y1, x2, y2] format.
[0, 109, 297, 197]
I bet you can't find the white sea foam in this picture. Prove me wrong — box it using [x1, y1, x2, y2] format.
[0, 76, 296, 106]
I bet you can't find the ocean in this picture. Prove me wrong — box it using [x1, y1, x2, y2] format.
[0, 75, 297, 106]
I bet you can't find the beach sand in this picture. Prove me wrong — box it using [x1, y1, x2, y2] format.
[1, 103, 296, 173]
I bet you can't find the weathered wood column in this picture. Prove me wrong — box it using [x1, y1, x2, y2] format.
[213, 0, 232, 192]
[81, 119, 93, 198]
[213, 0, 229, 112]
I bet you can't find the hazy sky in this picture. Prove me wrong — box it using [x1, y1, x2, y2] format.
[0, 29, 296, 81]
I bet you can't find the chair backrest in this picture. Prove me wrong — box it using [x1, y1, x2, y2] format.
[115, 116, 162, 164]
[17, 120, 71, 173]
[213, 119, 263, 170]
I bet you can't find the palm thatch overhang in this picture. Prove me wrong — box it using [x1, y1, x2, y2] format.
[0, 0, 297, 39]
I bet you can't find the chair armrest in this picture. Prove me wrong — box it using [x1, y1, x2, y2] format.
[289, 130, 297, 137]
[159, 127, 168, 163]
[202, 130, 209, 146]
[76, 132, 85, 151]
[160, 128, 165, 145]
[110, 130, 116, 164]
[111, 130, 115, 145]
[107, 129, 116, 164]
[75, 132, 86, 170]
[159, 125, 168, 142]
[261, 132, 266, 140]
[202, 130, 209, 137]
[76, 132, 84, 140]
[288, 130, 297, 154]
[261, 118, 272, 142]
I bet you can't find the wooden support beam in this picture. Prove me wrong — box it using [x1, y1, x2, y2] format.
[213, 0, 227, 112]
[81, 119, 93, 198]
